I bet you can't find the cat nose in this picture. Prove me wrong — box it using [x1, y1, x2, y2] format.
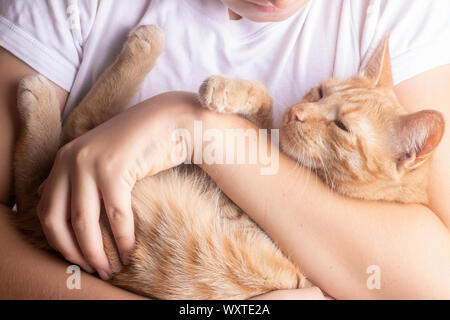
[289, 106, 305, 122]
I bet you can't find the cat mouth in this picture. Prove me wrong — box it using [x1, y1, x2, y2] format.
[280, 123, 313, 168]
[280, 119, 325, 171]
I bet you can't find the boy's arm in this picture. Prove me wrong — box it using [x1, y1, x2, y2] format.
[0, 205, 145, 299]
[394, 65, 450, 229]
[0, 47, 145, 299]
[198, 65, 450, 299]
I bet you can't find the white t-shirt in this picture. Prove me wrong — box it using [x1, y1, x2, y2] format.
[1, 0, 450, 127]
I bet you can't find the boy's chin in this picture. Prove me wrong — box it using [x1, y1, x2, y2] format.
[243, 12, 298, 22]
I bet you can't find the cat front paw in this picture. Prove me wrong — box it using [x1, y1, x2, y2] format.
[17, 75, 58, 121]
[198, 76, 260, 115]
[122, 25, 165, 66]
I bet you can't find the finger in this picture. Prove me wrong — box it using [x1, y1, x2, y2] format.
[100, 177, 135, 266]
[71, 172, 112, 280]
[38, 170, 94, 274]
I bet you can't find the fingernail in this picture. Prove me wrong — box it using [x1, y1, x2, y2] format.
[121, 252, 130, 265]
[97, 269, 112, 281]
[83, 264, 95, 274]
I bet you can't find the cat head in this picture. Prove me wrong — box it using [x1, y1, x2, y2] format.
[280, 37, 445, 204]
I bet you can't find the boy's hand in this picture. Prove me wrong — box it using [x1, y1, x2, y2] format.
[37, 92, 200, 279]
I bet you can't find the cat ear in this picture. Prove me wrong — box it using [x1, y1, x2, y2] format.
[395, 110, 445, 170]
[363, 36, 393, 87]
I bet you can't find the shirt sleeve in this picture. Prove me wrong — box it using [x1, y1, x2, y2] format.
[359, 0, 450, 85]
[0, 0, 98, 91]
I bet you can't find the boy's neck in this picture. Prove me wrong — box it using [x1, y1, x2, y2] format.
[228, 8, 242, 20]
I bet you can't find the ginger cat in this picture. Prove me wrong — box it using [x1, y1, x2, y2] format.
[13, 26, 444, 300]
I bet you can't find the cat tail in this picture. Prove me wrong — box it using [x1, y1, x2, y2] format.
[13, 75, 62, 249]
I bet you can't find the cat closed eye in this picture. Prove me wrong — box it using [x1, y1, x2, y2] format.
[334, 120, 348, 132]
[318, 86, 324, 99]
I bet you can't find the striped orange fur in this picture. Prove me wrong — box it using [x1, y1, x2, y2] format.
[280, 38, 445, 204]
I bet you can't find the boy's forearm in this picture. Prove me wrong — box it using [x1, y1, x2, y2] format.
[0, 204, 146, 299]
[197, 111, 450, 299]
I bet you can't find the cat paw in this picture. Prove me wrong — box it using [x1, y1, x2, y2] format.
[198, 76, 260, 115]
[122, 25, 165, 65]
[17, 75, 58, 121]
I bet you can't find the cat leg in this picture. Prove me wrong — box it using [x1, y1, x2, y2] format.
[15, 75, 62, 201]
[198, 76, 273, 129]
[14, 75, 62, 248]
[62, 25, 165, 142]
